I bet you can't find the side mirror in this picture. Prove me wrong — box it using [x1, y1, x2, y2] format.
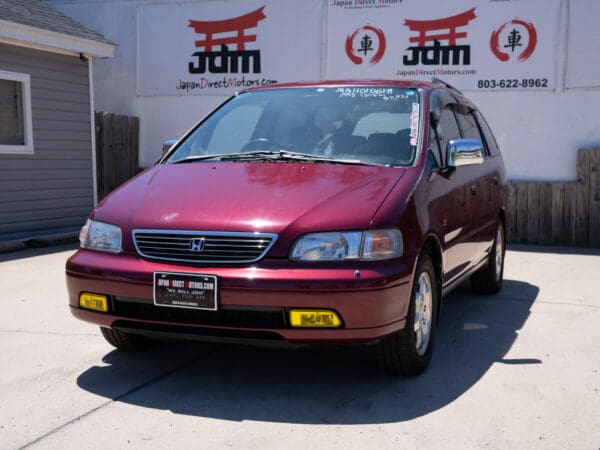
[162, 139, 177, 155]
[447, 139, 484, 167]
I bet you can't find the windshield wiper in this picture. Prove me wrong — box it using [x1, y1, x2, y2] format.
[169, 150, 278, 164]
[170, 149, 381, 166]
[220, 150, 380, 166]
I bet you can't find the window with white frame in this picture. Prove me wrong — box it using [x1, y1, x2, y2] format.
[0, 70, 34, 154]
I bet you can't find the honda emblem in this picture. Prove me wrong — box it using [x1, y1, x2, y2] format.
[190, 238, 205, 252]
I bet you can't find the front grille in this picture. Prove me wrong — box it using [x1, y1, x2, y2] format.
[112, 297, 286, 329]
[132, 229, 277, 264]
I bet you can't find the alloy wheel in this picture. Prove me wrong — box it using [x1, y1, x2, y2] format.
[414, 271, 433, 356]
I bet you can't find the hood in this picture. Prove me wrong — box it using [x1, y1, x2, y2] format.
[94, 162, 405, 254]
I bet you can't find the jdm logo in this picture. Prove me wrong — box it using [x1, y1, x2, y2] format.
[345, 25, 386, 65]
[402, 8, 476, 66]
[188, 6, 266, 74]
[490, 18, 537, 62]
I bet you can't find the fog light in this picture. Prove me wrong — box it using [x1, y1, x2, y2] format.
[289, 309, 341, 328]
[79, 292, 108, 312]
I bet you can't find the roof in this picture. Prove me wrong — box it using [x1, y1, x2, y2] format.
[0, 0, 115, 58]
[246, 79, 430, 94]
[246, 79, 471, 101]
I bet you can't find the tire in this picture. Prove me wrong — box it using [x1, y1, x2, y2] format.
[100, 327, 156, 351]
[376, 254, 438, 376]
[470, 222, 505, 295]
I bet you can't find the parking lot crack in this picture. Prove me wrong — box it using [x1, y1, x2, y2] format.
[17, 345, 221, 450]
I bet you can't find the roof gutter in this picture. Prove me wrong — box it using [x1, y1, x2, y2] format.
[0, 19, 115, 58]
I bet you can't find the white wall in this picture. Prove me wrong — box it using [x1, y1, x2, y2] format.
[47, 0, 600, 181]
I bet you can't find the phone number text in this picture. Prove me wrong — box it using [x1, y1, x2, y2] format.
[477, 78, 549, 89]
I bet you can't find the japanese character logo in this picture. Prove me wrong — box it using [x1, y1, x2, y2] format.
[490, 18, 537, 62]
[345, 25, 386, 65]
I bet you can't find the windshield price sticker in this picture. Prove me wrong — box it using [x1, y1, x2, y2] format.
[410, 102, 420, 145]
[154, 272, 218, 310]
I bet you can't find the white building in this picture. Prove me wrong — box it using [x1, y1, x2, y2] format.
[44, 0, 599, 182]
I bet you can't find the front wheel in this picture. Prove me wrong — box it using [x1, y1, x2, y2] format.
[376, 254, 438, 376]
[471, 222, 505, 294]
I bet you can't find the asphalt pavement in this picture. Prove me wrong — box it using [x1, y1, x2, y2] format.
[0, 243, 598, 449]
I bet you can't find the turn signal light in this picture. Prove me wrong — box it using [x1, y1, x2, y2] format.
[289, 309, 341, 328]
[79, 292, 108, 312]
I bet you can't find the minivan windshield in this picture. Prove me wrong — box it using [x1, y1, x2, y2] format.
[166, 86, 420, 167]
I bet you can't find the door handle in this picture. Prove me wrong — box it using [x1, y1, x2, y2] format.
[470, 185, 477, 195]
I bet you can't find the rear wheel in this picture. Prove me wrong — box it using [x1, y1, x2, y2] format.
[376, 254, 438, 376]
[471, 222, 505, 294]
[100, 327, 156, 351]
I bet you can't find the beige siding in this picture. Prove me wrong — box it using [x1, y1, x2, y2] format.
[0, 43, 93, 240]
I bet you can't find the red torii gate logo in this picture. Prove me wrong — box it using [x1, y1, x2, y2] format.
[188, 6, 266, 75]
[403, 8, 476, 66]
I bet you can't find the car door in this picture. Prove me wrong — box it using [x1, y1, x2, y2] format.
[454, 105, 500, 261]
[425, 90, 482, 285]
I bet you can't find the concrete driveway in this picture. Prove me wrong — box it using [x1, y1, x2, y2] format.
[0, 243, 598, 449]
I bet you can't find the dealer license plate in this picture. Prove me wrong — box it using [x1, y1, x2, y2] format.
[153, 272, 218, 311]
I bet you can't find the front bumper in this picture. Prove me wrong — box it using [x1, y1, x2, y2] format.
[66, 249, 413, 344]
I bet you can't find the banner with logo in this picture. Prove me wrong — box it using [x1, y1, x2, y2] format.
[137, 0, 322, 96]
[566, 0, 600, 89]
[326, 0, 560, 91]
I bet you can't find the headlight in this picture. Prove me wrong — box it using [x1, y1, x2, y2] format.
[290, 229, 402, 261]
[79, 219, 122, 253]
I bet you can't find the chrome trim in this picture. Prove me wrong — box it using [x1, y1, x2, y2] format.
[190, 238, 205, 252]
[132, 229, 278, 264]
[447, 139, 484, 167]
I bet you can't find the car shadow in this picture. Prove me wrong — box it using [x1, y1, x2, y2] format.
[0, 241, 78, 262]
[77, 278, 539, 424]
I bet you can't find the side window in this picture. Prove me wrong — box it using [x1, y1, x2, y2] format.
[455, 108, 489, 156]
[428, 124, 442, 167]
[0, 70, 34, 154]
[435, 106, 461, 166]
[474, 109, 500, 156]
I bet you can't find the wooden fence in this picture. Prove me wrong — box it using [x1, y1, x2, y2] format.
[95, 111, 140, 200]
[507, 147, 600, 247]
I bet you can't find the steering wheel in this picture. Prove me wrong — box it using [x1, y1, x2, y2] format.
[241, 138, 284, 152]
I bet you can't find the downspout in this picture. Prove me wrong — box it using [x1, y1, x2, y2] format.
[87, 56, 99, 206]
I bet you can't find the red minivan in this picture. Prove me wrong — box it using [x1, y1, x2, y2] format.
[66, 79, 507, 375]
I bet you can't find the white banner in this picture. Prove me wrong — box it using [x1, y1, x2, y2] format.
[137, 0, 322, 96]
[326, 0, 560, 91]
[566, 0, 600, 89]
